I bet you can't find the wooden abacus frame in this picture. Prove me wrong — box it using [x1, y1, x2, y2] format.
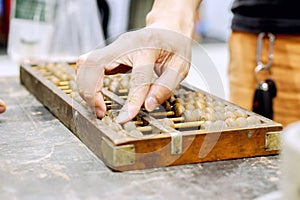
[20, 63, 283, 171]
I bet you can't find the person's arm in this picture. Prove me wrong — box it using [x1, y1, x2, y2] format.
[146, 0, 202, 37]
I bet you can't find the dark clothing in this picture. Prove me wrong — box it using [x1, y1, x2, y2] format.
[231, 0, 300, 34]
[97, 0, 110, 39]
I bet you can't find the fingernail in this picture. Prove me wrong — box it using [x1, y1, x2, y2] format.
[95, 108, 105, 118]
[115, 111, 130, 124]
[145, 96, 158, 112]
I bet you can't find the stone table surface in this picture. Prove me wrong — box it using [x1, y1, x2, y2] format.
[0, 77, 281, 200]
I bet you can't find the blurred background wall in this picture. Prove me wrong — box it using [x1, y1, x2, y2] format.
[106, 0, 233, 42]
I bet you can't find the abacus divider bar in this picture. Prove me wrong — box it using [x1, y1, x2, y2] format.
[136, 120, 204, 132]
[133, 116, 184, 125]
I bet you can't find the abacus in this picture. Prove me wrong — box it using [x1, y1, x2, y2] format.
[20, 62, 282, 171]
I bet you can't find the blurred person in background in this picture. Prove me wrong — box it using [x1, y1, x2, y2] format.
[229, 0, 300, 127]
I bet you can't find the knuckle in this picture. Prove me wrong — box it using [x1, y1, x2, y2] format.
[127, 94, 141, 105]
[130, 71, 149, 87]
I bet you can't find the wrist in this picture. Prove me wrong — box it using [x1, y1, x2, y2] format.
[145, 0, 201, 38]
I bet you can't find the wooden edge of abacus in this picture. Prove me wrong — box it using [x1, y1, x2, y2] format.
[103, 125, 282, 171]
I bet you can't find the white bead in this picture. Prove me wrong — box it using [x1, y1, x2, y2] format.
[123, 121, 137, 131]
[194, 101, 206, 109]
[234, 109, 248, 118]
[127, 130, 143, 138]
[214, 106, 224, 112]
[193, 109, 205, 121]
[184, 103, 195, 111]
[225, 111, 236, 119]
[225, 118, 236, 128]
[247, 116, 261, 126]
[235, 117, 248, 128]
[183, 110, 195, 122]
[102, 116, 112, 125]
[214, 112, 226, 121]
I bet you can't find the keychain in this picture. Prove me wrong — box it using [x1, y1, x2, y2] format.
[252, 33, 277, 119]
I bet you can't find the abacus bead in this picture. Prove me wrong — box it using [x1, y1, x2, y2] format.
[103, 77, 111, 87]
[205, 107, 215, 114]
[184, 103, 195, 111]
[111, 122, 123, 131]
[169, 95, 176, 104]
[225, 118, 236, 128]
[178, 88, 186, 95]
[184, 92, 195, 101]
[202, 121, 213, 130]
[234, 109, 248, 118]
[194, 101, 206, 109]
[214, 106, 224, 112]
[183, 110, 195, 122]
[174, 103, 185, 116]
[215, 112, 226, 121]
[235, 117, 248, 128]
[49, 76, 60, 85]
[163, 101, 172, 111]
[247, 116, 261, 125]
[211, 120, 226, 131]
[225, 111, 235, 119]
[206, 96, 214, 102]
[195, 91, 203, 97]
[102, 116, 112, 125]
[225, 106, 235, 112]
[109, 82, 119, 93]
[205, 113, 217, 122]
[175, 98, 185, 104]
[106, 110, 118, 119]
[193, 109, 205, 121]
[123, 121, 137, 131]
[120, 79, 129, 88]
[206, 101, 214, 108]
[213, 101, 225, 107]
[60, 74, 70, 81]
[127, 130, 143, 138]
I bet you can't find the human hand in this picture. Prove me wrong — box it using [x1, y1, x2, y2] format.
[0, 99, 6, 114]
[76, 28, 192, 123]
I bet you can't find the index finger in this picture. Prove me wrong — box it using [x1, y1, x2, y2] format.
[115, 50, 155, 124]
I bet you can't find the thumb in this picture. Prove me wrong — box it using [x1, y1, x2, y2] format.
[144, 84, 172, 112]
[145, 66, 187, 112]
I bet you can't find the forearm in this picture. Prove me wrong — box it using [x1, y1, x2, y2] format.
[146, 0, 202, 37]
